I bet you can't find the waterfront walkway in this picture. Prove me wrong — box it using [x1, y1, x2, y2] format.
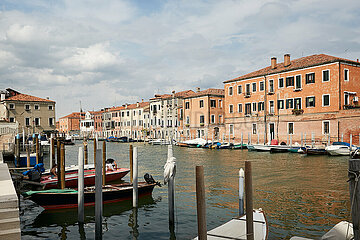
[0, 153, 21, 239]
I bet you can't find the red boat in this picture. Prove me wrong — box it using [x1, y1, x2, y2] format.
[41, 168, 130, 189]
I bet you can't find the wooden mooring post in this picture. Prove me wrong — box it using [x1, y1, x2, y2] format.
[94, 138, 97, 168]
[130, 144, 133, 183]
[196, 165, 207, 240]
[349, 159, 360, 240]
[60, 143, 65, 189]
[15, 135, 20, 167]
[57, 140, 61, 188]
[84, 142, 88, 165]
[102, 141, 106, 186]
[95, 149, 103, 239]
[78, 147, 84, 223]
[245, 161, 254, 240]
[26, 144, 30, 168]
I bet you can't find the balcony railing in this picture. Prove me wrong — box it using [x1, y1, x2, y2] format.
[292, 109, 304, 115]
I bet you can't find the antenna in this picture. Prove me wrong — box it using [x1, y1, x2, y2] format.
[80, 100, 83, 113]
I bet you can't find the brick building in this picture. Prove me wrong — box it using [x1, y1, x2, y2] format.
[179, 88, 225, 140]
[58, 112, 84, 135]
[224, 54, 360, 144]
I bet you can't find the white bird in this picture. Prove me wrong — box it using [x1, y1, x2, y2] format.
[164, 156, 176, 185]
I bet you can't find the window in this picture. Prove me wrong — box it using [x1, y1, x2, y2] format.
[269, 80, 274, 92]
[294, 98, 302, 109]
[286, 99, 294, 109]
[127, 111, 129, 116]
[277, 100, 284, 109]
[121, 112, 124, 117]
[25, 104, 30, 110]
[259, 81, 264, 91]
[210, 100, 216, 107]
[219, 115, 222, 123]
[34, 118, 40, 126]
[288, 122, 294, 134]
[252, 102, 257, 112]
[25, 118, 30, 126]
[229, 86, 233, 96]
[186, 116, 190, 124]
[323, 121, 330, 134]
[229, 104, 233, 113]
[323, 94, 330, 107]
[200, 115, 205, 124]
[252, 124, 257, 134]
[306, 96, 316, 107]
[245, 103, 251, 115]
[139, 110, 141, 115]
[295, 75, 301, 89]
[269, 101, 274, 113]
[34, 105, 40, 110]
[9, 117, 15, 122]
[211, 115, 215, 123]
[9, 103, 15, 109]
[286, 76, 294, 87]
[306, 73, 315, 84]
[344, 93, 350, 105]
[278, 78, 284, 88]
[258, 102, 264, 111]
[252, 82, 257, 92]
[48, 105, 53, 110]
[245, 84, 251, 95]
[344, 69, 349, 81]
[49, 118, 54, 126]
[185, 102, 190, 109]
[238, 85, 242, 94]
[323, 70, 330, 82]
[200, 100, 204, 108]
[219, 100, 223, 108]
[229, 124, 234, 135]
[238, 103, 242, 113]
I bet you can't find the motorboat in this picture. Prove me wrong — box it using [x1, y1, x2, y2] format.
[325, 142, 358, 156]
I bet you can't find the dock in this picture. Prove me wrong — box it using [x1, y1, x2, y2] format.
[0, 153, 21, 239]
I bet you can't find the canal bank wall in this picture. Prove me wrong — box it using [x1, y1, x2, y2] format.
[0, 153, 21, 239]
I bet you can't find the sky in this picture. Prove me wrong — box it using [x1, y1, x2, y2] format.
[0, 0, 360, 118]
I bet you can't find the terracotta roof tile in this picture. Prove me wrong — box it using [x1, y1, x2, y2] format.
[60, 112, 82, 119]
[123, 102, 149, 110]
[150, 90, 195, 100]
[4, 93, 55, 103]
[185, 88, 224, 98]
[224, 54, 360, 83]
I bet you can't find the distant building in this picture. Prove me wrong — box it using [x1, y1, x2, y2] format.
[1, 88, 56, 135]
[58, 112, 84, 135]
[179, 88, 225, 140]
[224, 54, 360, 144]
[80, 111, 95, 137]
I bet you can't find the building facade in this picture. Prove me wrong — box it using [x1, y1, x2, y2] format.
[1, 88, 56, 135]
[180, 88, 225, 140]
[224, 54, 360, 144]
[58, 112, 84, 135]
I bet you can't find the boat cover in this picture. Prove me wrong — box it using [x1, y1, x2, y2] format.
[23, 189, 78, 197]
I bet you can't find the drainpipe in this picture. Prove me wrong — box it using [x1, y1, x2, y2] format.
[339, 62, 341, 110]
[264, 75, 267, 145]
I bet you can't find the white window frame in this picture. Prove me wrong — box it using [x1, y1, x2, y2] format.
[25, 117, 30, 126]
[269, 100, 274, 113]
[237, 85, 242, 95]
[278, 99, 285, 110]
[288, 122, 294, 135]
[211, 114, 215, 124]
[344, 93, 350, 106]
[229, 86, 233, 96]
[229, 104, 234, 113]
[252, 102, 257, 112]
[306, 95, 316, 108]
[49, 117, 54, 126]
[25, 104, 31, 110]
[278, 78, 284, 89]
[48, 105, 54, 110]
[252, 123, 257, 134]
[229, 124, 234, 135]
[34, 104, 40, 110]
[252, 82, 257, 93]
[322, 69, 330, 82]
[9, 117, 15, 123]
[322, 120, 330, 134]
[238, 103, 242, 113]
[305, 72, 315, 84]
[34, 117, 40, 126]
[295, 74, 302, 89]
[344, 69, 349, 81]
[322, 94, 330, 107]
[259, 81, 265, 91]
[219, 100, 223, 108]
[269, 79, 274, 92]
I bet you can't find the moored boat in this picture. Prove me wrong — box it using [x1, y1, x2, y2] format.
[41, 167, 130, 189]
[23, 181, 157, 210]
[306, 147, 327, 155]
[325, 142, 358, 156]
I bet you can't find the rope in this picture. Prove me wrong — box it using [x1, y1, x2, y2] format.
[347, 169, 359, 239]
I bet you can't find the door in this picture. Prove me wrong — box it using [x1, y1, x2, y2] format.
[269, 123, 275, 140]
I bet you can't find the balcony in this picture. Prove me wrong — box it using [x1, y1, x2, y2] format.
[200, 123, 204, 127]
[343, 104, 360, 110]
[293, 88, 302, 92]
[185, 124, 190, 127]
[292, 109, 304, 115]
[244, 92, 251, 98]
[267, 91, 274, 95]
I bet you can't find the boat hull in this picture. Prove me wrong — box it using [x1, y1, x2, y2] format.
[41, 168, 130, 189]
[28, 182, 156, 210]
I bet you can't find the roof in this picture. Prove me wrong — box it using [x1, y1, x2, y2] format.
[150, 90, 195, 100]
[60, 112, 82, 119]
[185, 88, 224, 98]
[224, 54, 360, 84]
[122, 101, 150, 110]
[4, 93, 55, 103]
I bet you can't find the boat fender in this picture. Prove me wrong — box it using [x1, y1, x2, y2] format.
[144, 173, 161, 187]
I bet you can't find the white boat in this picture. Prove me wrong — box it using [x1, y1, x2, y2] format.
[325, 142, 357, 156]
[183, 138, 209, 147]
[194, 209, 268, 240]
[148, 139, 171, 145]
[291, 221, 353, 240]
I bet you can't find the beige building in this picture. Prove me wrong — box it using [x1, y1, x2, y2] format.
[1, 88, 56, 135]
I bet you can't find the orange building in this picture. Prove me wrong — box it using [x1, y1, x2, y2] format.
[58, 112, 84, 135]
[224, 54, 360, 144]
[179, 88, 225, 140]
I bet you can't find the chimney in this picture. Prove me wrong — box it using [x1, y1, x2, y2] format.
[137, 102, 139, 107]
[271, 57, 277, 69]
[196, 87, 201, 92]
[46, 97, 49, 100]
[357, 59, 359, 62]
[284, 54, 291, 67]
[141, 98, 144, 102]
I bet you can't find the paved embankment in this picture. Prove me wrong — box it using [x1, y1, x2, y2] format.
[0, 153, 21, 239]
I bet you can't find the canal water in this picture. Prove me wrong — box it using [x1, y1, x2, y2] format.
[20, 141, 351, 239]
